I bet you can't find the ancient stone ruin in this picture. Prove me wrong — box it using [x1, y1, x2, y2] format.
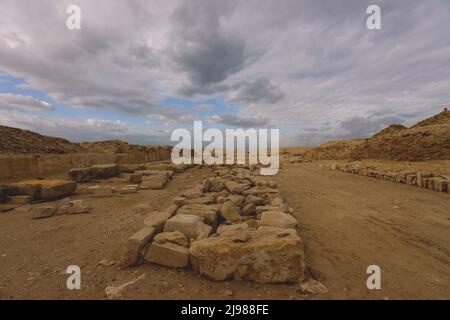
[120, 164, 306, 284]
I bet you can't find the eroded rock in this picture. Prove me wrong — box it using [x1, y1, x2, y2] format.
[189, 227, 305, 283]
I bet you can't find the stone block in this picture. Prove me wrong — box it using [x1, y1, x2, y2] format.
[68, 168, 91, 182]
[189, 227, 305, 283]
[40, 181, 77, 200]
[259, 211, 297, 229]
[32, 206, 55, 219]
[121, 226, 156, 267]
[145, 242, 189, 268]
[163, 214, 203, 239]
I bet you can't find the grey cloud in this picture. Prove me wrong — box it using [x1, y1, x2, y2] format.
[207, 113, 269, 128]
[230, 78, 284, 104]
[169, 0, 253, 96]
[0, 93, 53, 112]
[1, 0, 450, 146]
[339, 116, 404, 138]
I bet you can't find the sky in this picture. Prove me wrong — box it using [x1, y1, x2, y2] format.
[0, 0, 449, 146]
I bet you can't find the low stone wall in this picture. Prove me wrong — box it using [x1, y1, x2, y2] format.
[0, 147, 172, 181]
[328, 162, 449, 193]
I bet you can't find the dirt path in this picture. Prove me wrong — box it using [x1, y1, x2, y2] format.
[1, 164, 449, 300]
[274, 163, 450, 299]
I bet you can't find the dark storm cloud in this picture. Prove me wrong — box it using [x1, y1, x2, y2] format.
[230, 78, 285, 104]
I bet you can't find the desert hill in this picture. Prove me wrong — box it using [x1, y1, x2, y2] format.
[0, 125, 163, 155]
[304, 109, 450, 161]
[0, 125, 84, 154]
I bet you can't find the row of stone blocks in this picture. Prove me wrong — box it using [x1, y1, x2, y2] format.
[120, 164, 306, 284]
[0, 179, 77, 205]
[329, 163, 449, 193]
[68, 163, 189, 183]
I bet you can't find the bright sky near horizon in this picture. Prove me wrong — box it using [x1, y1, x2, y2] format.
[0, 0, 449, 146]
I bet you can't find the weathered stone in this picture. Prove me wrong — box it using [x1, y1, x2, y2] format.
[16, 204, 32, 212]
[270, 197, 287, 208]
[40, 181, 77, 200]
[241, 202, 256, 216]
[181, 186, 203, 199]
[259, 211, 297, 229]
[136, 170, 171, 181]
[143, 211, 171, 232]
[68, 168, 91, 182]
[145, 242, 189, 268]
[68, 205, 91, 214]
[256, 206, 286, 214]
[70, 199, 84, 207]
[189, 227, 305, 283]
[3, 182, 41, 199]
[129, 174, 142, 184]
[120, 185, 139, 194]
[421, 177, 431, 189]
[87, 186, 99, 194]
[405, 173, 417, 185]
[215, 168, 229, 176]
[163, 214, 204, 239]
[185, 195, 216, 205]
[296, 279, 328, 295]
[140, 176, 166, 190]
[165, 204, 179, 217]
[177, 204, 219, 226]
[225, 181, 243, 194]
[173, 197, 187, 207]
[228, 195, 245, 206]
[207, 178, 224, 192]
[230, 230, 251, 243]
[154, 231, 189, 247]
[201, 179, 210, 193]
[430, 177, 448, 192]
[93, 186, 114, 197]
[121, 226, 156, 267]
[217, 222, 249, 234]
[243, 187, 279, 196]
[56, 204, 71, 215]
[120, 164, 146, 173]
[90, 164, 120, 179]
[32, 206, 55, 219]
[219, 201, 242, 222]
[195, 221, 213, 240]
[244, 195, 264, 206]
[8, 195, 32, 204]
[417, 172, 433, 188]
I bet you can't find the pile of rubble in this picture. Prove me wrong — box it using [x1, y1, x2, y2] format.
[329, 163, 449, 193]
[120, 165, 306, 284]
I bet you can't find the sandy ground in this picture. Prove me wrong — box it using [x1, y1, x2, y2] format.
[275, 163, 450, 300]
[0, 164, 449, 300]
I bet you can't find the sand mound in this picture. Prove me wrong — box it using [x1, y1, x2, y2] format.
[304, 139, 365, 160]
[0, 125, 84, 154]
